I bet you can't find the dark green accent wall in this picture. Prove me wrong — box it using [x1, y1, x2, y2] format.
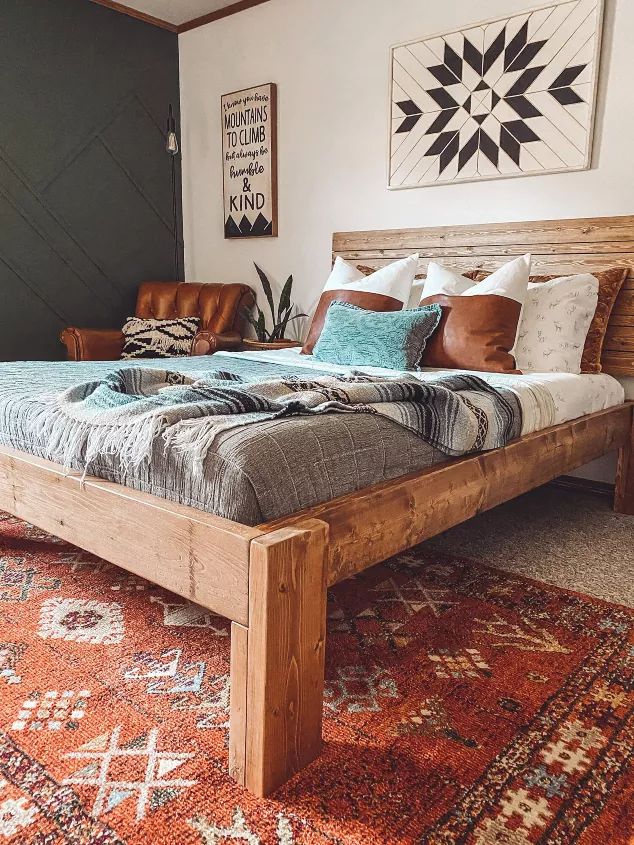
[0, 0, 182, 360]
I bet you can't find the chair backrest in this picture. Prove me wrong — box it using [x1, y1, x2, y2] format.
[135, 281, 254, 334]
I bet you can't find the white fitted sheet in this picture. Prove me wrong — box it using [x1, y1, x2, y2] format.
[221, 348, 625, 437]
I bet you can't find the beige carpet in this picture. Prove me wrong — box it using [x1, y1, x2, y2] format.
[424, 484, 634, 608]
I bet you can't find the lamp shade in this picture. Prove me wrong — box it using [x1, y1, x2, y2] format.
[166, 104, 179, 156]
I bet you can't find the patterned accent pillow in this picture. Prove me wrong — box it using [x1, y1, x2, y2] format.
[527, 268, 629, 373]
[312, 300, 442, 370]
[471, 267, 629, 373]
[120, 317, 200, 359]
[512, 275, 599, 374]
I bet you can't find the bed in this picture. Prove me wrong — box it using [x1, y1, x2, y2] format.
[0, 354, 623, 524]
[0, 215, 632, 797]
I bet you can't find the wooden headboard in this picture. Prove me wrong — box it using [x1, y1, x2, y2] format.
[333, 215, 634, 378]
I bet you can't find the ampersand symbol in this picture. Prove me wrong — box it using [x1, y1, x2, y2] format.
[242, 177, 251, 193]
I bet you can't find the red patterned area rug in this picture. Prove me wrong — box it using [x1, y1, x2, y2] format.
[0, 512, 632, 844]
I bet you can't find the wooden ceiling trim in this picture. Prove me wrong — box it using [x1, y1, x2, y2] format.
[89, 0, 271, 34]
[178, 0, 271, 33]
[89, 0, 178, 31]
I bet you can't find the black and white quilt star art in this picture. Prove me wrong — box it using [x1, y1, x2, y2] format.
[388, 0, 604, 188]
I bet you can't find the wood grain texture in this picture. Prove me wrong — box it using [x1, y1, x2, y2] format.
[334, 217, 634, 251]
[605, 325, 634, 350]
[229, 622, 249, 785]
[244, 519, 328, 796]
[340, 243, 634, 260]
[343, 255, 634, 275]
[334, 215, 634, 377]
[0, 446, 256, 624]
[260, 405, 633, 586]
[615, 410, 634, 515]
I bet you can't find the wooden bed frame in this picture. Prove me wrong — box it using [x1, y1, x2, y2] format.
[0, 215, 633, 798]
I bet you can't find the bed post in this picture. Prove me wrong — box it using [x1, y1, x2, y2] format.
[229, 518, 329, 797]
[615, 404, 634, 515]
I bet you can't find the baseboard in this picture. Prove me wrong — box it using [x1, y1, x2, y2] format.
[549, 475, 615, 497]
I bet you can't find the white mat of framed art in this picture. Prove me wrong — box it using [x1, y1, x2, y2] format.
[388, 0, 605, 189]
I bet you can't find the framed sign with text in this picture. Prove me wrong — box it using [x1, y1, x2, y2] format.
[222, 82, 278, 238]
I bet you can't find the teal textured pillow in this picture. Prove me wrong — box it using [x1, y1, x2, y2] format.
[312, 300, 442, 370]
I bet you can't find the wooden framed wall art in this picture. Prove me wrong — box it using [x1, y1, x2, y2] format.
[388, 0, 605, 189]
[222, 82, 278, 238]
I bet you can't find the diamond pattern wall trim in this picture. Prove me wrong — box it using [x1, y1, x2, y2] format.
[1, 0, 181, 361]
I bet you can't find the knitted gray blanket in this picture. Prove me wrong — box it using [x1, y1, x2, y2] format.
[29, 367, 522, 477]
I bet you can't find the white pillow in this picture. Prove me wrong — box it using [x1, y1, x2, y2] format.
[324, 254, 419, 305]
[302, 253, 419, 353]
[515, 274, 599, 373]
[325, 256, 366, 288]
[406, 279, 425, 309]
[423, 255, 531, 356]
[423, 263, 475, 297]
[424, 254, 532, 303]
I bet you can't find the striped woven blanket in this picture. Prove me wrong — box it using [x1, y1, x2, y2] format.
[29, 367, 522, 478]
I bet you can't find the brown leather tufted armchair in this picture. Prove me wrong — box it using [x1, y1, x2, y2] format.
[60, 281, 255, 361]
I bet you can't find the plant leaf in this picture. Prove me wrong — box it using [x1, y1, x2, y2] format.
[255, 308, 268, 342]
[278, 307, 308, 338]
[254, 263, 276, 331]
[277, 275, 293, 323]
[276, 303, 293, 337]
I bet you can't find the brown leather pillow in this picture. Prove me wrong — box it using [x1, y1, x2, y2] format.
[301, 290, 403, 354]
[419, 294, 522, 373]
[471, 267, 629, 374]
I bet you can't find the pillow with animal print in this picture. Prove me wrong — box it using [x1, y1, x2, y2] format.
[512, 274, 599, 373]
[120, 317, 200, 359]
[471, 267, 629, 373]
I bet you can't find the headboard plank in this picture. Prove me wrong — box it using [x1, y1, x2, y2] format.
[332, 215, 634, 378]
[339, 242, 633, 260]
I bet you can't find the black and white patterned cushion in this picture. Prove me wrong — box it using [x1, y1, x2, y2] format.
[120, 317, 200, 359]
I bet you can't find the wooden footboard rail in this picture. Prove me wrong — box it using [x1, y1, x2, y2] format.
[0, 401, 632, 797]
[0, 448, 256, 624]
[260, 403, 634, 583]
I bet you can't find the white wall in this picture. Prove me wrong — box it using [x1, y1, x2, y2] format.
[179, 0, 633, 482]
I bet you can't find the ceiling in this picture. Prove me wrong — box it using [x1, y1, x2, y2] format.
[95, 0, 269, 30]
[121, 0, 237, 26]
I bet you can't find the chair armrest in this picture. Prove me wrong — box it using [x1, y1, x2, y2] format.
[191, 330, 243, 356]
[60, 327, 124, 361]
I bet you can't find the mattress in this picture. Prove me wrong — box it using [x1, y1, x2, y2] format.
[235, 347, 626, 434]
[0, 353, 624, 525]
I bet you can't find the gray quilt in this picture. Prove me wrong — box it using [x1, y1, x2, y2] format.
[0, 355, 521, 525]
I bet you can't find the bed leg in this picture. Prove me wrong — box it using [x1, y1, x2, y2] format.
[229, 621, 249, 785]
[615, 409, 634, 515]
[229, 518, 329, 797]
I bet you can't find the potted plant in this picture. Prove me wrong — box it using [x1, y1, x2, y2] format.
[241, 264, 307, 350]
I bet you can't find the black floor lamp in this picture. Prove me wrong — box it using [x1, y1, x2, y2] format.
[166, 104, 180, 280]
